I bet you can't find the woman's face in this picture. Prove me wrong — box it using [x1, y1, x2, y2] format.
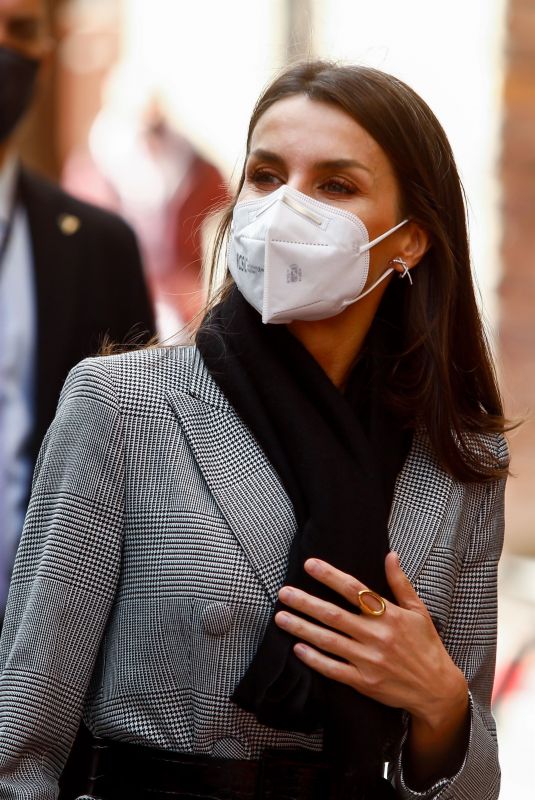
[239, 94, 405, 285]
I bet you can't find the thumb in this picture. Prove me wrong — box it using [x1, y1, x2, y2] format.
[385, 551, 429, 615]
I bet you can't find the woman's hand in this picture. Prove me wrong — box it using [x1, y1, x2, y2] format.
[275, 552, 470, 786]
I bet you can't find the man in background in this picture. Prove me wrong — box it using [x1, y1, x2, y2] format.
[0, 0, 155, 619]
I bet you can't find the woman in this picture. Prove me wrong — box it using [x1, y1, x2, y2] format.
[0, 62, 507, 800]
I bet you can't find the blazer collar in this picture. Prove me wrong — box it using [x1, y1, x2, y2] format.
[18, 168, 80, 449]
[166, 350, 297, 604]
[18, 168, 79, 344]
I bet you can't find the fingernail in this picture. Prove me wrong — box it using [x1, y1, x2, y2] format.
[276, 612, 290, 626]
[294, 643, 308, 656]
[305, 559, 321, 574]
[279, 586, 294, 601]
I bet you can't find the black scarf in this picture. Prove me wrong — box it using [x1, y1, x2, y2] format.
[196, 287, 410, 776]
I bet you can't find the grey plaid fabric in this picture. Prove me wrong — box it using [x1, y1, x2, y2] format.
[0, 346, 507, 800]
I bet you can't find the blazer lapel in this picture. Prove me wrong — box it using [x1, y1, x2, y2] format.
[19, 168, 80, 460]
[166, 352, 297, 604]
[388, 431, 454, 584]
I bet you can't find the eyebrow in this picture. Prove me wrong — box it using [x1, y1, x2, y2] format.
[248, 148, 373, 174]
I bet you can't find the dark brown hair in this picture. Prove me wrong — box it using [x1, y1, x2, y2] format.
[206, 60, 508, 482]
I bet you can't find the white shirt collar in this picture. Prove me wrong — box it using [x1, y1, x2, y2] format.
[0, 154, 20, 224]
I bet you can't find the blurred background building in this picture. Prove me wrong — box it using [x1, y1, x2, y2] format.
[19, 0, 535, 793]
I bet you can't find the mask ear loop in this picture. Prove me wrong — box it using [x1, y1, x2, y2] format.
[389, 257, 413, 286]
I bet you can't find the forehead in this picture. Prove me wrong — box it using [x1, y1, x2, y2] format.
[249, 95, 389, 170]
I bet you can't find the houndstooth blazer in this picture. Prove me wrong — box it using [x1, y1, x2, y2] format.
[0, 346, 507, 800]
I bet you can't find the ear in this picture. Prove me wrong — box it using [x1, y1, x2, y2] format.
[392, 221, 430, 274]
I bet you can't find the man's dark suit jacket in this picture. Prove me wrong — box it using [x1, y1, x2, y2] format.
[3, 168, 154, 794]
[18, 167, 156, 468]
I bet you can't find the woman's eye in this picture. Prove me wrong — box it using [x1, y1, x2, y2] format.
[320, 179, 356, 195]
[250, 170, 282, 188]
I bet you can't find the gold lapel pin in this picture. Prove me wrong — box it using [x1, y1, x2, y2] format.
[58, 213, 81, 235]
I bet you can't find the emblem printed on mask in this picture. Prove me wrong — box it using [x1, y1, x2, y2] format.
[287, 264, 302, 284]
[236, 253, 262, 275]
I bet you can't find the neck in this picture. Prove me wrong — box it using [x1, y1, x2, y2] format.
[288, 292, 383, 390]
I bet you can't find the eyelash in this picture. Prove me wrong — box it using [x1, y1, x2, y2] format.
[249, 169, 281, 187]
[248, 169, 357, 196]
[321, 178, 356, 195]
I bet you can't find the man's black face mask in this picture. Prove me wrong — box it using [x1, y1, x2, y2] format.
[0, 46, 39, 142]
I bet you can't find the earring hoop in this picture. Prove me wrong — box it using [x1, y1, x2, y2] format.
[389, 257, 413, 285]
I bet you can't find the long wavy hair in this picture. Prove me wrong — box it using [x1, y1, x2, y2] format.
[203, 60, 508, 483]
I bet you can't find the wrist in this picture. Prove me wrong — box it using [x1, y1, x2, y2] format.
[411, 666, 469, 731]
[405, 672, 470, 789]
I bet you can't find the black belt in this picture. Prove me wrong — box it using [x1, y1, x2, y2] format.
[75, 734, 398, 800]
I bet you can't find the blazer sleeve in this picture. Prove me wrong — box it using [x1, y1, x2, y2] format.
[0, 358, 125, 799]
[393, 436, 508, 800]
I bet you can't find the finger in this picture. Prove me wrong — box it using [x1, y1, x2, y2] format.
[303, 558, 370, 609]
[278, 586, 364, 640]
[275, 610, 366, 663]
[292, 642, 359, 689]
[385, 552, 429, 615]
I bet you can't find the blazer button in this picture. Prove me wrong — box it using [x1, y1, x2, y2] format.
[201, 603, 233, 636]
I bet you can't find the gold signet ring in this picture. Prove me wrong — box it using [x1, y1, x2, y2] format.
[357, 589, 387, 617]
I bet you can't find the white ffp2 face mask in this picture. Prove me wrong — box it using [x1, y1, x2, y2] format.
[227, 184, 408, 324]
